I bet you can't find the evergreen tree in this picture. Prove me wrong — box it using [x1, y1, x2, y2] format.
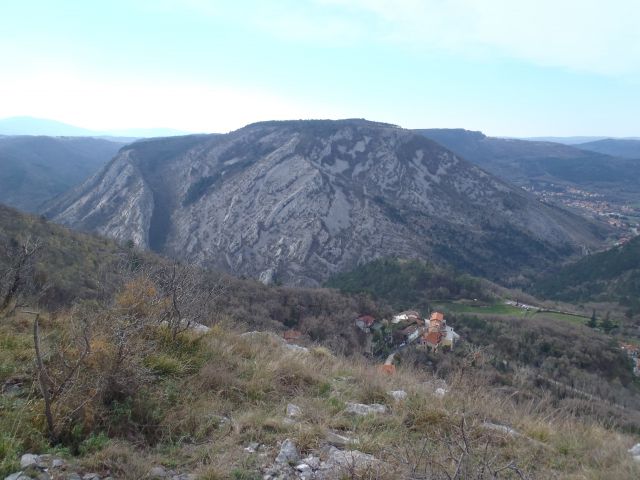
[587, 309, 598, 328]
[599, 311, 615, 333]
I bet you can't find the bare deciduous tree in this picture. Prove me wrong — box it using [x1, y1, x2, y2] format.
[0, 236, 40, 316]
[155, 262, 226, 339]
[31, 310, 91, 442]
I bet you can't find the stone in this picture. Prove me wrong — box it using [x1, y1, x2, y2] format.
[149, 466, 168, 478]
[388, 390, 407, 401]
[51, 459, 65, 468]
[325, 431, 357, 448]
[67, 474, 82, 480]
[316, 446, 383, 478]
[5, 473, 31, 480]
[244, 442, 260, 453]
[483, 422, 519, 436]
[299, 455, 321, 470]
[286, 403, 302, 418]
[20, 454, 39, 469]
[275, 439, 299, 464]
[283, 344, 308, 354]
[629, 443, 640, 456]
[82, 474, 100, 480]
[434, 387, 447, 398]
[345, 402, 386, 416]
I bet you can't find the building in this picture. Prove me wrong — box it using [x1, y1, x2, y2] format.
[392, 310, 422, 324]
[421, 311, 459, 350]
[355, 314, 376, 332]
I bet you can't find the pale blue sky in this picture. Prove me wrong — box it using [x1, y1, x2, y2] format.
[1, 0, 639, 136]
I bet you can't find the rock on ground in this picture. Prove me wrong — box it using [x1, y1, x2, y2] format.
[388, 390, 407, 401]
[275, 439, 300, 464]
[345, 402, 387, 416]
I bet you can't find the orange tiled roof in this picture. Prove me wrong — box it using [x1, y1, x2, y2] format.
[357, 315, 376, 327]
[423, 331, 443, 345]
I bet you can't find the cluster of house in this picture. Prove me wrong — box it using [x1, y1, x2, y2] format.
[620, 342, 640, 376]
[356, 309, 460, 351]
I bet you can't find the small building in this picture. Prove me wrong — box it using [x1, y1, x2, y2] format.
[422, 311, 460, 350]
[355, 315, 376, 331]
[392, 310, 422, 324]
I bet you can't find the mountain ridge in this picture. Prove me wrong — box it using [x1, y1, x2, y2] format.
[416, 128, 640, 199]
[0, 116, 193, 138]
[0, 135, 126, 212]
[47, 119, 608, 286]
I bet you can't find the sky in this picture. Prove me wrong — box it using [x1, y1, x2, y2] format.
[1, 0, 639, 136]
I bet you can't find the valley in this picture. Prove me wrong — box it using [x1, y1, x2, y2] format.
[4, 2, 640, 477]
[1, 122, 640, 479]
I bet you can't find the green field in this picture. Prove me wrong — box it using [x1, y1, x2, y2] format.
[434, 301, 589, 325]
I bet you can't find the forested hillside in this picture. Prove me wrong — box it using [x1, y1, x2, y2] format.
[534, 236, 640, 314]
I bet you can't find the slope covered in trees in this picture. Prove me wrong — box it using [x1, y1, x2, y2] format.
[534, 236, 640, 313]
[325, 257, 490, 309]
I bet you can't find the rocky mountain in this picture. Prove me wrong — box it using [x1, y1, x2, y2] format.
[0, 135, 126, 212]
[416, 129, 640, 199]
[47, 119, 608, 286]
[576, 138, 640, 159]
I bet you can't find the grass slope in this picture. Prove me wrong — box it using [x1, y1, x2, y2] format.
[2, 313, 640, 479]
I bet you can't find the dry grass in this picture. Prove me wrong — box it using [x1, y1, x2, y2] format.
[1, 315, 640, 479]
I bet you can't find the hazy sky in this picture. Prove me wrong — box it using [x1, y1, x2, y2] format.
[1, 0, 639, 136]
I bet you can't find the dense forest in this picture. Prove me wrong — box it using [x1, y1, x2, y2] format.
[534, 236, 640, 314]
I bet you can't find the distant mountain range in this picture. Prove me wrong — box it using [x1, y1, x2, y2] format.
[0, 135, 126, 212]
[46, 119, 608, 286]
[416, 129, 640, 201]
[520, 136, 640, 145]
[576, 138, 640, 159]
[0, 116, 192, 138]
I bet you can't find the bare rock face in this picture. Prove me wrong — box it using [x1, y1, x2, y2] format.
[47, 119, 606, 285]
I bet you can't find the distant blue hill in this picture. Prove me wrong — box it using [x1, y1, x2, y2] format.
[0, 116, 193, 138]
[520, 136, 640, 145]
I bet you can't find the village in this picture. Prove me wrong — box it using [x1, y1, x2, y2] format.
[279, 310, 461, 374]
[620, 343, 640, 376]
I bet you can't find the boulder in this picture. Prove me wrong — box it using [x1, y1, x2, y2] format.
[388, 390, 407, 401]
[283, 344, 309, 354]
[275, 439, 299, 465]
[345, 402, 386, 416]
[325, 431, 357, 448]
[316, 446, 384, 479]
[5, 473, 31, 480]
[20, 454, 39, 469]
[483, 422, 519, 437]
[299, 455, 321, 470]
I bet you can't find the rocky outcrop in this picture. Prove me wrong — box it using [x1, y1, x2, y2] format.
[48, 119, 607, 286]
